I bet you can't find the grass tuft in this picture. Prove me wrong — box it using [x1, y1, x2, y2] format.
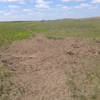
[0, 65, 12, 100]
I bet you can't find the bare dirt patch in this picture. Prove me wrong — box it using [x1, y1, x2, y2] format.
[0, 36, 100, 100]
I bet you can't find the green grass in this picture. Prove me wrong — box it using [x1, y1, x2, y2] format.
[0, 19, 100, 48]
[32, 20, 100, 39]
[0, 22, 35, 48]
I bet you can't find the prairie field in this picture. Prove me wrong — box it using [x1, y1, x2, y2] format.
[0, 19, 100, 48]
[0, 19, 100, 100]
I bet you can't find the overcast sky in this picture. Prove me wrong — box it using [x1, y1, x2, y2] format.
[0, 0, 100, 21]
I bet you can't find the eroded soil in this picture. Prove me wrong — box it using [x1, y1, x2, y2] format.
[0, 36, 100, 100]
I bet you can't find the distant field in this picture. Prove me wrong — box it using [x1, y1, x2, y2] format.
[0, 19, 100, 48]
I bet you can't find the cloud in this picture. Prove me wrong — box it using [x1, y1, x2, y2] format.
[8, 0, 22, 1]
[0, 10, 4, 14]
[4, 12, 11, 16]
[23, 9, 32, 12]
[0, 0, 100, 21]
[0, 0, 6, 1]
[8, 5, 20, 8]
[57, 5, 72, 10]
[3, 9, 17, 16]
[0, 0, 23, 2]
[61, 6, 71, 9]
[75, 3, 91, 8]
[35, 0, 50, 8]
[91, 0, 100, 3]
[61, 0, 86, 2]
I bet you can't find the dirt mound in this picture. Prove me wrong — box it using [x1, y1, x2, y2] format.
[0, 36, 100, 100]
[81, 17, 100, 21]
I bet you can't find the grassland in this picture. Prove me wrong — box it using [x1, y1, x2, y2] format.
[0, 19, 100, 48]
[0, 19, 100, 100]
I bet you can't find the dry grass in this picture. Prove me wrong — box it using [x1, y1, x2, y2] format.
[0, 64, 12, 100]
[65, 56, 100, 100]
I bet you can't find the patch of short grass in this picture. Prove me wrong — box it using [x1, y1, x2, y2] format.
[0, 31, 32, 48]
[0, 22, 36, 48]
[0, 65, 12, 100]
[65, 56, 100, 100]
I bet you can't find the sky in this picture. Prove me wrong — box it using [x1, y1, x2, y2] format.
[0, 0, 100, 21]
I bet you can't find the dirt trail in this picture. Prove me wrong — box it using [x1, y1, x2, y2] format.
[0, 36, 100, 100]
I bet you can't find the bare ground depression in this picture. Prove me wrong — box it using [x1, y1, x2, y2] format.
[0, 36, 100, 100]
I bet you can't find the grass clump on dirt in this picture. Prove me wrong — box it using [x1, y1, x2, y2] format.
[0, 65, 12, 100]
[65, 56, 100, 100]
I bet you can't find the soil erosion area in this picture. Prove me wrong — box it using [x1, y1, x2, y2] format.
[0, 36, 100, 100]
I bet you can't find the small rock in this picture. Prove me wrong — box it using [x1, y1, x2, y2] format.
[66, 51, 75, 55]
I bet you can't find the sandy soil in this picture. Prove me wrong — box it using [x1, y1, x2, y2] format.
[0, 36, 100, 100]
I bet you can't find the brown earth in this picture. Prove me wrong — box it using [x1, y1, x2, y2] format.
[0, 36, 100, 100]
[80, 17, 100, 21]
